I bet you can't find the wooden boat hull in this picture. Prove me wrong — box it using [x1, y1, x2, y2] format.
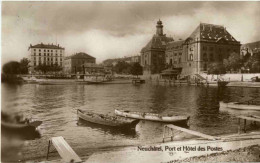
[219, 101, 260, 111]
[1, 120, 42, 131]
[77, 109, 139, 128]
[115, 109, 189, 124]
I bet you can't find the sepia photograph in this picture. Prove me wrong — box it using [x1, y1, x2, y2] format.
[1, 1, 260, 163]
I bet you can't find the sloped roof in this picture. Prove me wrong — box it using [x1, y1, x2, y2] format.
[187, 23, 240, 44]
[29, 43, 64, 50]
[141, 35, 174, 53]
[166, 40, 185, 50]
[66, 52, 95, 59]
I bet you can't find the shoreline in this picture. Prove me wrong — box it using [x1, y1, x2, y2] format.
[19, 131, 260, 163]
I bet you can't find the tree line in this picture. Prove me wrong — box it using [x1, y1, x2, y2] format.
[208, 51, 260, 74]
[113, 61, 143, 77]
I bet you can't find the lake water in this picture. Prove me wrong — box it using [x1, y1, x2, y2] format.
[1, 82, 260, 162]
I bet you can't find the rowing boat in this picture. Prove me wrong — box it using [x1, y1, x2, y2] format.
[219, 101, 260, 111]
[114, 109, 190, 124]
[1, 120, 42, 131]
[77, 109, 140, 128]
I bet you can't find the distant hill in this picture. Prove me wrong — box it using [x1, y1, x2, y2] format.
[242, 41, 260, 50]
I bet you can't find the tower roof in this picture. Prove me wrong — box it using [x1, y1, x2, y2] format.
[141, 35, 173, 53]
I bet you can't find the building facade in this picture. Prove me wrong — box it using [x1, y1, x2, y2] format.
[63, 52, 96, 74]
[140, 20, 174, 75]
[28, 43, 65, 73]
[164, 23, 241, 75]
[130, 55, 141, 63]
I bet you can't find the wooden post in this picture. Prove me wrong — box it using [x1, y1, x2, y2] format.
[162, 126, 166, 143]
[46, 140, 51, 160]
[238, 118, 241, 134]
[244, 119, 247, 133]
[171, 128, 173, 141]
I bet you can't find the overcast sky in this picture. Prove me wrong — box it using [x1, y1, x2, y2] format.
[2, 1, 260, 64]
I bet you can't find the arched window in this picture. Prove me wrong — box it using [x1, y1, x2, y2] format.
[190, 54, 193, 61]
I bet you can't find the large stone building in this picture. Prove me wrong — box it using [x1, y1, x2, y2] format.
[166, 23, 241, 75]
[140, 21, 241, 75]
[28, 43, 65, 73]
[140, 20, 173, 75]
[63, 52, 96, 74]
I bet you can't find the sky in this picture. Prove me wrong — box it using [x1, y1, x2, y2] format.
[1, 1, 260, 64]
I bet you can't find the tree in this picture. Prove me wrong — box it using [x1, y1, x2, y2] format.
[2, 61, 21, 74]
[223, 52, 243, 72]
[35, 64, 62, 74]
[20, 58, 30, 74]
[244, 52, 260, 73]
[113, 61, 131, 74]
[207, 63, 226, 75]
[130, 62, 143, 77]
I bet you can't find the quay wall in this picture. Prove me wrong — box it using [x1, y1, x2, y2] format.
[199, 73, 260, 82]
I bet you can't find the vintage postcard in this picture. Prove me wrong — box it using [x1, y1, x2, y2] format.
[1, 1, 260, 163]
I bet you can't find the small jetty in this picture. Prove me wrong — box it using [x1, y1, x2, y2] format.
[46, 136, 82, 163]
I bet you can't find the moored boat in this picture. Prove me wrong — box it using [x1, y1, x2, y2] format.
[1, 120, 42, 131]
[115, 109, 190, 124]
[219, 101, 260, 111]
[77, 109, 140, 128]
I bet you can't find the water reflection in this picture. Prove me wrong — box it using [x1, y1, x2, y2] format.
[77, 119, 138, 138]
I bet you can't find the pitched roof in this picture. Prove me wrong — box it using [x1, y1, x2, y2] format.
[141, 35, 174, 53]
[29, 43, 64, 50]
[187, 23, 240, 44]
[66, 52, 95, 59]
[166, 40, 185, 50]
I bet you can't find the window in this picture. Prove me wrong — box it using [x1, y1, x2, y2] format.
[203, 46, 207, 51]
[210, 47, 214, 51]
[174, 53, 177, 56]
[210, 53, 214, 61]
[34, 62, 36, 66]
[203, 53, 207, 61]
[44, 50, 46, 52]
[219, 54, 223, 61]
[179, 58, 181, 63]
[39, 53, 41, 56]
[51, 50, 53, 52]
[190, 54, 193, 61]
[34, 49, 36, 51]
[39, 49, 41, 52]
[34, 53, 36, 56]
[44, 53, 46, 56]
[48, 50, 49, 52]
[179, 53, 182, 56]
